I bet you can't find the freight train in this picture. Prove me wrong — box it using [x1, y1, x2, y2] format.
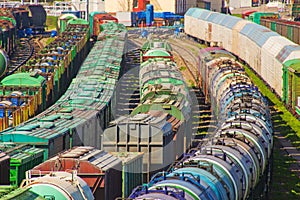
[128, 46, 273, 200]
[245, 11, 300, 45]
[0, 16, 90, 131]
[0, 16, 126, 196]
[185, 8, 300, 116]
[260, 17, 300, 44]
[0, 21, 127, 161]
[102, 39, 193, 181]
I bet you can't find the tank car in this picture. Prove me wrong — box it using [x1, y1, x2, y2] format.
[21, 4, 46, 33]
[128, 47, 273, 200]
[184, 7, 300, 117]
[21, 171, 94, 200]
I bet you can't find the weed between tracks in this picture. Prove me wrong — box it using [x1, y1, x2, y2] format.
[243, 65, 300, 140]
[269, 139, 300, 199]
[243, 65, 300, 199]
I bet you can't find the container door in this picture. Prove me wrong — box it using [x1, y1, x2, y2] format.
[288, 25, 293, 41]
[271, 22, 276, 32]
[288, 72, 293, 108]
[207, 23, 212, 41]
[293, 72, 300, 113]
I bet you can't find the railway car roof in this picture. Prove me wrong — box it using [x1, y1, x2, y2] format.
[144, 49, 170, 57]
[45, 147, 122, 171]
[240, 23, 278, 47]
[283, 59, 300, 73]
[1, 73, 46, 87]
[276, 45, 300, 63]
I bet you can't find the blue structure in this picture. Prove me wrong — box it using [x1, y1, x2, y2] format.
[146, 4, 154, 26]
[133, 10, 183, 27]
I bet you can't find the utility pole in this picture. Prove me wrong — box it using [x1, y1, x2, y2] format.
[86, 0, 89, 21]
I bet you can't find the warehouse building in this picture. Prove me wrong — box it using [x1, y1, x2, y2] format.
[71, 0, 105, 13]
[104, 0, 199, 14]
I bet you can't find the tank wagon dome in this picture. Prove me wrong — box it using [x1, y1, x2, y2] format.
[144, 49, 171, 57]
[23, 171, 94, 200]
[0, 50, 8, 77]
[1, 72, 46, 87]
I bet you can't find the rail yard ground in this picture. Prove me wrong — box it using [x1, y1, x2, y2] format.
[26, 14, 300, 199]
[244, 65, 300, 199]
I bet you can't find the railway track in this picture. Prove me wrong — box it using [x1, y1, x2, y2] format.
[128, 33, 217, 139]
[167, 38, 217, 138]
[7, 38, 33, 75]
[113, 38, 143, 118]
[6, 36, 44, 76]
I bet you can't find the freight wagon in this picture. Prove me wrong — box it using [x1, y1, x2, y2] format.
[260, 18, 300, 44]
[0, 152, 10, 185]
[92, 13, 118, 38]
[0, 17, 90, 131]
[128, 47, 273, 200]
[184, 8, 300, 116]
[0, 22, 127, 159]
[0, 143, 45, 186]
[20, 171, 94, 200]
[29, 146, 143, 200]
[29, 147, 122, 200]
[103, 39, 193, 181]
